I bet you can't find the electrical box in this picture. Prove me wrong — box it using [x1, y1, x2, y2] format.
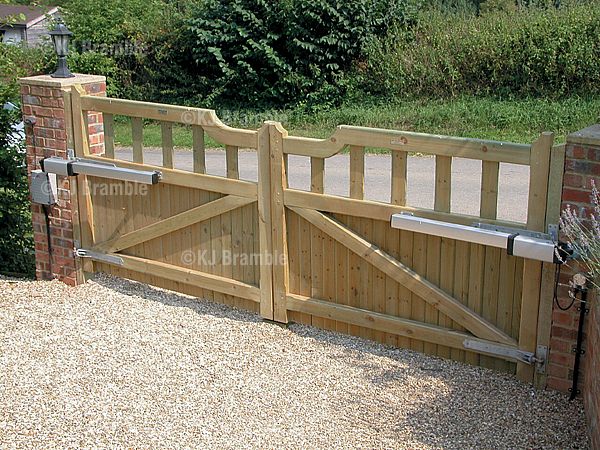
[31, 170, 58, 205]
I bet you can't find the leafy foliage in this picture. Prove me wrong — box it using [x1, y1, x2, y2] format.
[181, 0, 417, 107]
[0, 97, 34, 277]
[361, 3, 600, 99]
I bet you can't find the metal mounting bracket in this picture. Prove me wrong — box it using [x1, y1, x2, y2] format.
[75, 248, 124, 266]
[473, 223, 553, 241]
[536, 345, 548, 373]
[463, 339, 545, 365]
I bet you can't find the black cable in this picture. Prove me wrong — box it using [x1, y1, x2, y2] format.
[553, 263, 576, 311]
[42, 204, 53, 278]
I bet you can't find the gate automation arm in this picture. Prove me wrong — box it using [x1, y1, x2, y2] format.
[41, 157, 162, 185]
[390, 214, 571, 264]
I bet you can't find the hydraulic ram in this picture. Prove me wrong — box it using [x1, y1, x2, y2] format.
[41, 157, 161, 185]
[390, 214, 560, 263]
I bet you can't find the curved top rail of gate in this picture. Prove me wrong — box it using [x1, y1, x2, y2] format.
[283, 125, 532, 165]
[78, 94, 257, 149]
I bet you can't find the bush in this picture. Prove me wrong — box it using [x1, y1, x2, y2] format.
[0, 96, 34, 277]
[0, 43, 54, 102]
[362, 2, 600, 99]
[181, 0, 419, 107]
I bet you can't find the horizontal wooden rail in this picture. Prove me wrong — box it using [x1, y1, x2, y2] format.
[80, 95, 257, 148]
[287, 294, 521, 362]
[84, 155, 258, 199]
[283, 125, 531, 165]
[284, 188, 526, 228]
[101, 253, 261, 302]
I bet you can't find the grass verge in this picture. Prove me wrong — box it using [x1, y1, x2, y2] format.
[112, 96, 600, 150]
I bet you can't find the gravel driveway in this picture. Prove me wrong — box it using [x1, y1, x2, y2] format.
[0, 275, 588, 449]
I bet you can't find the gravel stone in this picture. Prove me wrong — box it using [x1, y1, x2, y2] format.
[0, 274, 589, 449]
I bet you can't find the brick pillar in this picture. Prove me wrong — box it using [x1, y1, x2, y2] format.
[546, 126, 599, 405]
[18, 74, 106, 286]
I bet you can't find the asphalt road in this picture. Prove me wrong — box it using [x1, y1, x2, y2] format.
[115, 148, 529, 223]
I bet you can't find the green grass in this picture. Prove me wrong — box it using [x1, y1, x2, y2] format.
[113, 96, 600, 150]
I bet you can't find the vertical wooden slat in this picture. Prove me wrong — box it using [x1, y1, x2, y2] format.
[438, 237, 455, 359]
[192, 125, 206, 174]
[434, 155, 452, 212]
[481, 247, 501, 369]
[311, 157, 325, 194]
[424, 235, 441, 355]
[360, 217, 374, 340]
[286, 210, 300, 323]
[226, 145, 239, 179]
[391, 150, 407, 205]
[299, 215, 312, 326]
[481, 161, 500, 219]
[131, 117, 143, 163]
[347, 214, 362, 336]
[398, 230, 413, 349]
[257, 123, 274, 320]
[466, 244, 485, 366]
[322, 223, 336, 331]
[372, 219, 387, 343]
[384, 226, 400, 348]
[209, 190, 225, 305]
[517, 132, 554, 383]
[161, 121, 174, 169]
[496, 251, 517, 372]
[103, 113, 115, 159]
[311, 157, 325, 328]
[410, 233, 427, 353]
[451, 240, 470, 363]
[335, 215, 349, 335]
[349, 145, 365, 200]
[268, 122, 289, 323]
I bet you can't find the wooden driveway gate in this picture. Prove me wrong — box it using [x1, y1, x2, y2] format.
[64, 87, 565, 386]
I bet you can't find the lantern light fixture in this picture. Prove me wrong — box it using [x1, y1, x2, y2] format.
[49, 18, 74, 78]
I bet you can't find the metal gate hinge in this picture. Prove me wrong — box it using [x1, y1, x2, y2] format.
[75, 248, 124, 266]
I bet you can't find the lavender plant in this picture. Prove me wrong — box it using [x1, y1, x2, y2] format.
[560, 181, 600, 291]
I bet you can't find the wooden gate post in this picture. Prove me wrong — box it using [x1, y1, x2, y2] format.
[257, 123, 275, 320]
[266, 121, 290, 323]
[517, 132, 554, 383]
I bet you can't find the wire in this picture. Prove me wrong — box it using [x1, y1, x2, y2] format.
[554, 263, 577, 311]
[42, 204, 53, 278]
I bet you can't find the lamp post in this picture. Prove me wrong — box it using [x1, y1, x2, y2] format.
[49, 19, 74, 78]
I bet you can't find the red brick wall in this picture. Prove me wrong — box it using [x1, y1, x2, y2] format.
[19, 75, 106, 286]
[584, 293, 599, 450]
[549, 127, 599, 448]
[547, 135, 599, 394]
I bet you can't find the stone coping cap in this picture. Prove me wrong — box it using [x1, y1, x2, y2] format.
[568, 124, 600, 146]
[18, 74, 106, 88]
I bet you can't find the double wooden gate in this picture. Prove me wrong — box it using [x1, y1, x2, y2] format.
[65, 86, 565, 386]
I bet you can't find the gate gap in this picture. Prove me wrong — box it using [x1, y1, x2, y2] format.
[406, 154, 434, 210]
[497, 163, 529, 224]
[287, 155, 312, 192]
[450, 157, 482, 217]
